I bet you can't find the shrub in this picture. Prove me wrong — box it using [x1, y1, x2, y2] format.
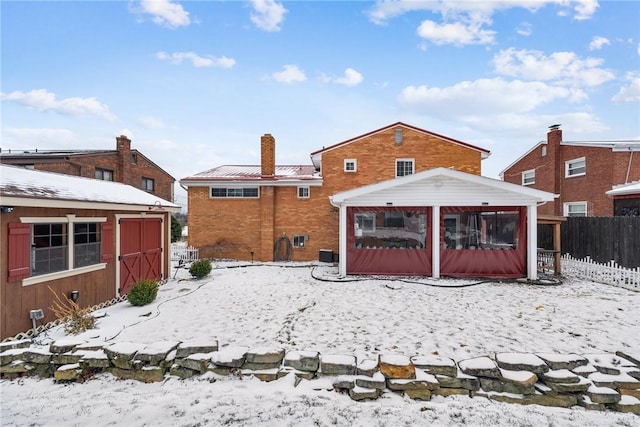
[189, 259, 212, 279]
[48, 286, 96, 335]
[127, 279, 159, 306]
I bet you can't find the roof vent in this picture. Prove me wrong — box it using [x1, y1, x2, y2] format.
[548, 124, 561, 130]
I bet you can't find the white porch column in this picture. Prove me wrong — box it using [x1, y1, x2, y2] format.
[431, 205, 440, 278]
[338, 204, 347, 277]
[527, 204, 538, 280]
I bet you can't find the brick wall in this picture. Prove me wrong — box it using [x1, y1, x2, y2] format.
[187, 126, 483, 262]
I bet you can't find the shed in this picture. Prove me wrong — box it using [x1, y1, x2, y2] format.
[0, 165, 180, 339]
[329, 167, 556, 280]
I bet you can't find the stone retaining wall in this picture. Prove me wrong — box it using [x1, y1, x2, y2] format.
[1, 339, 639, 415]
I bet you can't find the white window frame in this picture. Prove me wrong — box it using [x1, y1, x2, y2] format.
[522, 169, 535, 185]
[210, 187, 260, 198]
[395, 158, 414, 177]
[563, 202, 587, 217]
[20, 215, 107, 286]
[344, 159, 357, 173]
[297, 186, 310, 199]
[565, 157, 586, 178]
[293, 235, 307, 248]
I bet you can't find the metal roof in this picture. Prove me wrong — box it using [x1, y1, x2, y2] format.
[182, 165, 320, 181]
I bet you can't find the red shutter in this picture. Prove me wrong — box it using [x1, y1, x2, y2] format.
[102, 222, 114, 262]
[8, 223, 31, 282]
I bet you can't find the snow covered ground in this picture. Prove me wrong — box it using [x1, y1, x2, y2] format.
[2, 262, 639, 426]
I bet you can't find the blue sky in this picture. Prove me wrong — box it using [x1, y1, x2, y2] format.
[2, 0, 639, 208]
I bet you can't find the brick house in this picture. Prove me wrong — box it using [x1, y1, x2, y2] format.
[500, 125, 640, 217]
[0, 135, 175, 203]
[181, 122, 554, 279]
[1, 165, 180, 339]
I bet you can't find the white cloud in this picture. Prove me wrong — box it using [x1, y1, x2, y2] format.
[325, 68, 364, 87]
[250, 0, 287, 32]
[492, 48, 615, 87]
[156, 51, 236, 68]
[417, 20, 496, 46]
[589, 36, 610, 51]
[571, 0, 599, 20]
[1, 89, 117, 122]
[398, 78, 584, 117]
[516, 22, 532, 36]
[612, 72, 640, 103]
[271, 65, 306, 83]
[139, 115, 165, 129]
[133, 0, 191, 29]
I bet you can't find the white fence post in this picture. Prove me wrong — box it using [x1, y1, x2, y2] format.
[560, 253, 639, 291]
[170, 242, 200, 263]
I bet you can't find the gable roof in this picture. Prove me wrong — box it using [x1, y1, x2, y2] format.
[310, 122, 491, 169]
[180, 165, 322, 187]
[0, 164, 180, 211]
[607, 181, 640, 197]
[330, 167, 555, 207]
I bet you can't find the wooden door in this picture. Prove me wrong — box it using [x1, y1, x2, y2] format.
[119, 218, 162, 294]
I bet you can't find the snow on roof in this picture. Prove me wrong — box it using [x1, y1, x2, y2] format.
[181, 165, 320, 183]
[607, 181, 640, 197]
[0, 164, 179, 210]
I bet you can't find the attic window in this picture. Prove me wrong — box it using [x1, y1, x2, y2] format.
[131, 153, 138, 164]
[395, 159, 414, 177]
[394, 129, 403, 144]
[344, 159, 357, 172]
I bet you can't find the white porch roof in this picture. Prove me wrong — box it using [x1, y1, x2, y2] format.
[330, 167, 556, 207]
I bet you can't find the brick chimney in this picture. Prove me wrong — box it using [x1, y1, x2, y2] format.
[261, 134, 275, 177]
[548, 124, 562, 216]
[116, 135, 131, 154]
[116, 135, 131, 184]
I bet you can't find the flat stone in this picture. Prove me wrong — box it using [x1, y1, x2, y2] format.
[536, 353, 587, 370]
[0, 339, 32, 352]
[436, 372, 480, 391]
[79, 350, 111, 369]
[583, 353, 635, 375]
[54, 363, 81, 381]
[572, 364, 597, 377]
[332, 376, 355, 390]
[319, 354, 356, 376]
[52, 352, 83, 365]
[585, 384, 621, 404]
[21, 349, 53, 364]
[169, 364, 197, 379]
[242, 368, 280, 382]
[104, 342, 142, 361]
[356, 359, 378, 377]
[488, 392, 577, 408]
[405, 389, 432, 400]
[577, 395, 606, 411]
[278, 366, 315, 380]
[175, 340, 218, 358]
[0, 349, 28, 365]
[496, 353, 548, 374]
[458, 357, 501, 379]
[500, 368, 538, 386]
[135, 366, 165, 383]
[111, 357, 136, 370]
[135, 341, 180, 364]
[613, 395, 640, 415]
[284, 351, 319, 372]
[588, 371, 640, 389]
[387, 369, 439, 391]
[547, 376, 591, 393]
[616, 351, 640, 367]
[211, 346, 249, 368]
[349, 386, 379, 401]
[540, 369, 580, 384]
[479, 377, 535, 395]
[245, 347, 285, 365]
[433, 388, 469, 397]
[379, 354, 415, 379]
[620, 388, 640, 399]
[110, 367, 137, 380]
[49, 339, 84, 354]
[355, 372, 386, 390]
[0, 360, 34, 374]
[411, 355, 457, 377]
[175, 353, 213, 373]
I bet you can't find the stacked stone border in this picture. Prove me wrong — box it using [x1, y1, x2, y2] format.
[1, 339, 639, 415]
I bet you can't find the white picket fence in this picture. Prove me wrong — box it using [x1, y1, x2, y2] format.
[561, 254, 640, 291]
[170, 242, 199, 263]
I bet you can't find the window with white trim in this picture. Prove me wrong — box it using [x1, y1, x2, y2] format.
[32, 223, 68, 276]
[344, 159, 357, 172]
[395, 159, 414, 177]
[210, 187, 259, 198]
[293, 235, 307, 248]
[297, 186, 309, 199]
[565, 157, 586, 177]
[522, 169, 535, 185]
[564, 202, 587, 217]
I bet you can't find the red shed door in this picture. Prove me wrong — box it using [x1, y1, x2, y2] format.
[119, 218, 162, 294]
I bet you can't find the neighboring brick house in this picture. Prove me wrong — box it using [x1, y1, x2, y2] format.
[0, 135, 175, 203]
[501, 125, 640, 217]
[181, 122, 555, 279]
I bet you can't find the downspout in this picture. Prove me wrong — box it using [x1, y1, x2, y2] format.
[625, 149, 634, 184]
[329, 196, 347, 277]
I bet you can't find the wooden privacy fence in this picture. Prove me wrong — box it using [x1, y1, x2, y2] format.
[170, 242, 199, 263]
[538, 216, 640, 268]
[561, 254, 639, 291]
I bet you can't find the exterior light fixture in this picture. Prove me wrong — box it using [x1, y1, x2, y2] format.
[29, 309, 44, 334]
[70, 290, 80, 303]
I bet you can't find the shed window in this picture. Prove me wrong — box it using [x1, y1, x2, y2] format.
[32, 223, 68, 276]
[522, 170, 535, 185]
[344, 159, 357, 172]
[395, 159, 414, 177]
[565, 158, 586, 177]
[74, 223, 101, 268]
[210, 187, 259, 198]
[297, 186, 310, 199]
